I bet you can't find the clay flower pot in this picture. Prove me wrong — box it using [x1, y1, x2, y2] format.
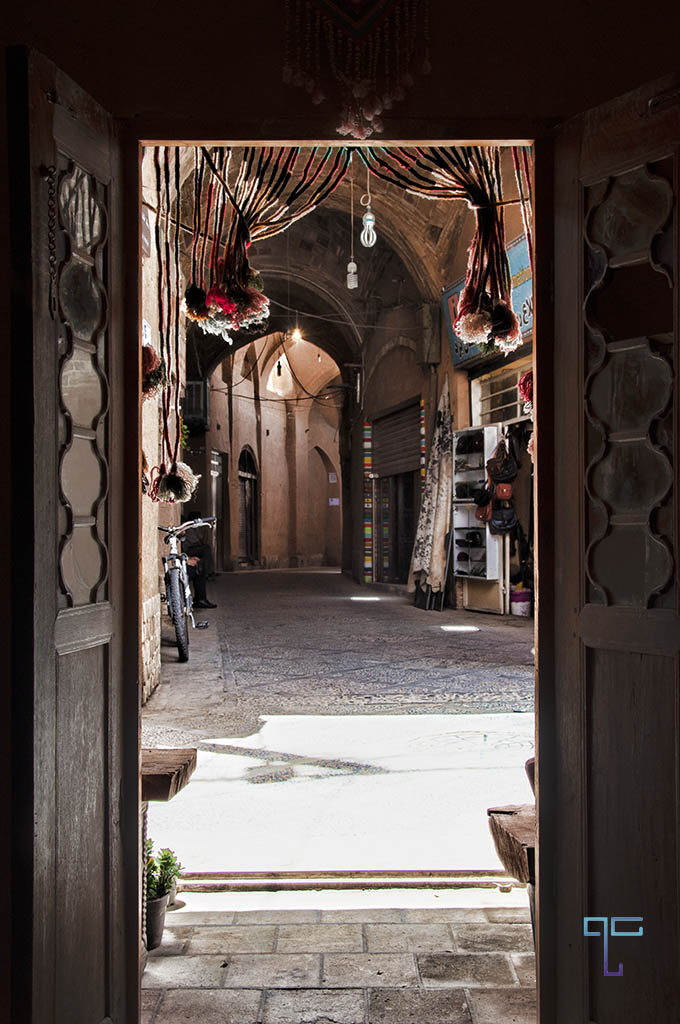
[146, 893, 169, 951]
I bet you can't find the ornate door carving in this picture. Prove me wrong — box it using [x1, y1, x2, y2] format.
[539, 76, 680, 1022]
[9, 50, 138, 1023]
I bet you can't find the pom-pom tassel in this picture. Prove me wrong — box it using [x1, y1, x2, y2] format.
[152, 462, 201, 503]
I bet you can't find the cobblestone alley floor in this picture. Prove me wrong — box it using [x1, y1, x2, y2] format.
[143, 569, 534, 747]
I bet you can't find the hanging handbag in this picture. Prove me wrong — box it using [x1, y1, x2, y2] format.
[475, 501, 492, 523]
[473, 483, 493, 506]
[486, 440, 518, 483]
[495, 481, 513, 500]
[489, 502, 518, 535]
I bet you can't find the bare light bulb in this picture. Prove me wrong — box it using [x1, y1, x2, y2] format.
[291, 327, 303, 343]
[361, 208, 377, 248]
[347, 259, 358, 290]
[317, 352, 321, 363]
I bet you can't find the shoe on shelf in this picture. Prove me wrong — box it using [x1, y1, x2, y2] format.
[193, 599, 217, 609]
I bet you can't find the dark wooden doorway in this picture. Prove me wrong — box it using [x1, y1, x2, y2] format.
[8, 49, 139, 1023]
[237, 447, 259, 565]
[377, 470, 419, 584]
[537, 75, 680, 1022]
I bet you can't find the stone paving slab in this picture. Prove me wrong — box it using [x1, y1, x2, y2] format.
[466, 987, 536, 1023]
[166, 911, 236, 926]
[185, 925, 278, 954]
[368, 988, 473, 1023]
[418, 953, 516, 988]
[402, 908, 488, 924]
[321, 908, 404, 924]
[365, 923, 455, 953]
[153, 988, 262, 1023]
[222, 953, 321, 988]
[141, 990, 162, 1024]
[453, 924, 534, 953]
[232, 909, 321, 925]
[484, 907, 531, 923]
[262, 988, 366, 1023]
[510, 953, 537, 987]
[142, 955, 227, 989]
[322, 953, 419, 988]
[277, 923, 364, 952]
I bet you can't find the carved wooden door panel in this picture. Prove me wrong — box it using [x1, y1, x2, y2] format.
[539, 76, 680, 1022]
[9, 50, 138, 1023]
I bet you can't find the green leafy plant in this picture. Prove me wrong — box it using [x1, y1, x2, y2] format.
[179, 421, 190, 451]
[146, 839, 184, 900]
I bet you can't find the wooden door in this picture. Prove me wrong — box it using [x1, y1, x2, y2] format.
[8, 49, 139, 1022]
[537, 74, 680, 1021]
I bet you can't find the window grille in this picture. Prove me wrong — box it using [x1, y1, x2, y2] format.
[477, 366, 530, 425]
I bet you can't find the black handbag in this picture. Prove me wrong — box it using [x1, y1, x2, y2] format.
[486, 441, 518, 484]
[473, 484, 493, 506]
[489, 502, 518, 535]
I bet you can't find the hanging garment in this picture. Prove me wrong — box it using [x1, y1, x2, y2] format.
[408, 378, 453, 597]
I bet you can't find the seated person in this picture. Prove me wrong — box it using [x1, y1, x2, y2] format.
[181, 513, 215, 577]
[181, 514, 217, 609]
[185, 555, 216, 609]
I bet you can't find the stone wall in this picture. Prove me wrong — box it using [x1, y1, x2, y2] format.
[140, 594, 162, 704]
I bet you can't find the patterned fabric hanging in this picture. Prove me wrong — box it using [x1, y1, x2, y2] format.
[148, 146, 201, 504]
[408, 378, 453, 597]
[185, 145, 352, 338]
[283, 0, 431, 138]
[358, 145, 523, 353]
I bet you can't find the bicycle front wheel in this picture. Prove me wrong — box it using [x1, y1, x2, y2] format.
[165, 567, 190, 662]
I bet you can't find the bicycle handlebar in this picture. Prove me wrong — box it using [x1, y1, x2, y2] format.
[158, 516, 217, 538]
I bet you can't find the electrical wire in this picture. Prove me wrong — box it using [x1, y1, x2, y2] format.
[265, 296, 421, 331]
[210, 386, 344, 408]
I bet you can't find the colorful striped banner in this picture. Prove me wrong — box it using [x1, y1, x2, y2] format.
[363, 422, 373, 583]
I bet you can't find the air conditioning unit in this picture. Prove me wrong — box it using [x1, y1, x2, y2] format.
[182, 379, 210, 430]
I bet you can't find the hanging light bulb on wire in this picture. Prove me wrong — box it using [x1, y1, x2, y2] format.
[347, 153, 358, 289]
[360, 165, 376, 248]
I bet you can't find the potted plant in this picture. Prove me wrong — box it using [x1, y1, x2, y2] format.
[157, 846, 183, 909]
[145, 840, 183, 950]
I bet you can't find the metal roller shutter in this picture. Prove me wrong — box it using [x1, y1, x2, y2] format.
[372, 401, 421, 477]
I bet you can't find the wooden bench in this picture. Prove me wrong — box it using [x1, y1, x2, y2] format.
[141, 747, 197, 965]
[487, 758, 536, 943]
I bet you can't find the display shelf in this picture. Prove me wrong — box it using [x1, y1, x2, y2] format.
[452, 426, 501, 581]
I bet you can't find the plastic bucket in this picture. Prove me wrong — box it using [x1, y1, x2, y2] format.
[510, 589, 532, 617]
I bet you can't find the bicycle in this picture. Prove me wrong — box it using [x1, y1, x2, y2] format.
[158, 516, 216, 662]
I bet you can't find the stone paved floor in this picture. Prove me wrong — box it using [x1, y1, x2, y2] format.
[143, 569, 534, 747]
[142, 905, 536, 1023]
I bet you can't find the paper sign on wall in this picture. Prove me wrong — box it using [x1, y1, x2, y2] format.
[329, 498, 340, 506]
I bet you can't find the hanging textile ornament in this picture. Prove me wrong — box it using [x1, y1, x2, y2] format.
[518, 370, 533, 414]
[282, 0, 432, 138]
[192, 145, 350, 341]
[356, 146, 526, 354]
[153, 461, 201, 504]
[142, 343, 169, 399]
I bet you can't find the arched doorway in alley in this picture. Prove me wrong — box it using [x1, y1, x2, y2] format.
[237, 447, 259, 565]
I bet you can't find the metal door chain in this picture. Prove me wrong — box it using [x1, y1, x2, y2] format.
[41, 164, 58, 319]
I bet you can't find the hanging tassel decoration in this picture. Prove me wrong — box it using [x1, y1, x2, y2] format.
[283, 0, 431, 139]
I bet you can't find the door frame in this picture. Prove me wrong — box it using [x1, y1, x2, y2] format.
[5, 68, 556, 1019]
